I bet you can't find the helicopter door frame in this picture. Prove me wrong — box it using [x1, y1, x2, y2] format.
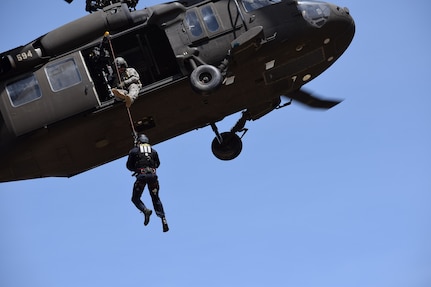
[0, 51, 99, 136]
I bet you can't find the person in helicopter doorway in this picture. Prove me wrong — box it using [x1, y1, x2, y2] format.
[111, 57, 142, 108]
[127, 134, 169, 232]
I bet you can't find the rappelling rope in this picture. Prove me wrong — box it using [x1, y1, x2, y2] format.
[103, 31, 138, 143]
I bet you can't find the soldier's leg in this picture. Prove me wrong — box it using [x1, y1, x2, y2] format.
[132, 178, 153, 225]
[120, 84, 140, 107]
[112, 87, 134, 107]
[148, 179, 165, 218]
[128, 83, 141, 101]
[111, 88, 128, 101]
[149, 179, 169, 232]
[131, 179, 148, 212]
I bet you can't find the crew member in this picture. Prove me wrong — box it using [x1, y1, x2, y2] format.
[111, 57, 142, 108]
[126, 134, 169, 232]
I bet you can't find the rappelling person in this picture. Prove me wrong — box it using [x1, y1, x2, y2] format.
[126, 134, 169, 232]
[111, 57, 142, 108]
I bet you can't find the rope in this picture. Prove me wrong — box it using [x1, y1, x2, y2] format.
[104, 32, 122, 88]
[126, 107, 137, 142]
[103, 31, 138, 142]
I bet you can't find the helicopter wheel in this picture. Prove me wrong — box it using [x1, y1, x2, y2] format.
[190, 64, 222, 95]
[211, 132, 243, 160]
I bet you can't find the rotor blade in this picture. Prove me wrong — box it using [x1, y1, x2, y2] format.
[64, 0, 73, 3]
[285, 89, 342, 109]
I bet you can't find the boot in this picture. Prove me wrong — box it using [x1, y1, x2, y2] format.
[124, 94, 133, 108]
[111, 88, 125, 100]
[111, 89, 133, 108]
[143, 209, 152, 226]
[162, 217, 169, 232]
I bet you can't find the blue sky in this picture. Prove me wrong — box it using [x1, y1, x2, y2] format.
[1, 1, 430, 287]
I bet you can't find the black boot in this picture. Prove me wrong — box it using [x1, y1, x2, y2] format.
[162, 217, 169, 232]
[143, 209, 152, 226]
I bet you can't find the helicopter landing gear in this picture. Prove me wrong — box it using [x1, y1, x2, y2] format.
[190, 64, 223, 95]
[211, 129, 243, 161]
[210, 111, 250, 160]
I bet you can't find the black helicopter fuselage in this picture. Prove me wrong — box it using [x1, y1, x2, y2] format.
[0, 0, 355, 182]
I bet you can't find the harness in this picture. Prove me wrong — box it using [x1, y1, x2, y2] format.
[136, 143, 155, 174]
[138, 167, 156, 174]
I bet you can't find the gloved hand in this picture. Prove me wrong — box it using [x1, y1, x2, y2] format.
[117, 82, 125, 89]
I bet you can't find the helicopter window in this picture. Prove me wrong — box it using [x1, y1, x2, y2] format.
[6, 74, 42, 107]
[201, 6, 219, 33]
[185, 10, 203, 37]
[241, 0, 281, 12]
[297, 1, 330, 28]
[45, 58, 82, 92]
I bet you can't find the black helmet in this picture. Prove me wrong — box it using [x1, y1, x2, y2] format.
[137, 134, 149, 144]
[114, 57, 128, 68]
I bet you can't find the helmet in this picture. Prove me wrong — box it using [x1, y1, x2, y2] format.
[114, 57, 128, 68]
[137, 134, 149, 144]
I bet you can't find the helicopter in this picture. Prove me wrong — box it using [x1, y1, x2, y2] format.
[0, 0, 355, 182]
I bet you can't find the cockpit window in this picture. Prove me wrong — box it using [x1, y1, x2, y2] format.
[298, 1, 331, 28]
[241, 0, 281, 13]
[201, 6, 219, 32]
[185, 10, 203, 37]
[45, 58, 82, 92]
[6, 74, 42, 107]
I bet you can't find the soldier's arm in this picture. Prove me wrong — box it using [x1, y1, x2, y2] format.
[126, 148, 138, 171]
[153, 150, 160, 168]
[124, 68, 140, 86]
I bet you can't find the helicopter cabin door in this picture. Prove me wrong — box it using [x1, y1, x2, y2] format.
[0, 51, 99, 136]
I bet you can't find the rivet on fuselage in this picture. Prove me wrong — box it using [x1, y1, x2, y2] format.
[224, 76, 235, 85]
[95, 139, 109, 148]
[296, 44, 304, 51]
[302, 74, 312, 82]
[324, 38, 331, 44]
[327, 56, 334, 62]
[265, 60, 275, 70]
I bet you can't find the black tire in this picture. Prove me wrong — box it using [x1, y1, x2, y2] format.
[211, 132, 242, 160]
[190, 64, 222, 95]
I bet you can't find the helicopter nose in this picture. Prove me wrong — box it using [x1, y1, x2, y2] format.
[298, 1, 355, 51]
[329, 4, 355, 53]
